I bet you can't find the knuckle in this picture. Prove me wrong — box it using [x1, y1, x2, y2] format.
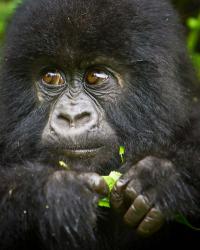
[134, 195, 151, 210]
[125, 185, 138, 200]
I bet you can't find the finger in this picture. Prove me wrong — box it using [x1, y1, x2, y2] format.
[110, 178, 129, 213]
[110, 163, 140, 212]
[124, 195, 151, 227]
[77, 173, 109, 196]
[124, 179, 142, 202]
[137, 208, 165, 236]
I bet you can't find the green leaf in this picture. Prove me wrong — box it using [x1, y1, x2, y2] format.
[175, 214, 200, 231]
[187, 18, 200, 30]
[119, 146, 125, 163]
[98, 171, 122, 208]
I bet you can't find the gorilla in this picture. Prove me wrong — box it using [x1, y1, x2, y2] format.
[0, 0, 199, 249]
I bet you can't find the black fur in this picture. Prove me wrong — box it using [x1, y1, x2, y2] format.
[0, 0, 199, 249]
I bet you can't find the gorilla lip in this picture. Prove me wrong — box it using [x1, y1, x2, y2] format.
[62, 147, 103, 157]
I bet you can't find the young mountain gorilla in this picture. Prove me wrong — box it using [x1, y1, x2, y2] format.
[0, 0, 199, 249]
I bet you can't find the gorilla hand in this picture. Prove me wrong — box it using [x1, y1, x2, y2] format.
[40, 170, 108, 247]
[110, 157, 179, 236]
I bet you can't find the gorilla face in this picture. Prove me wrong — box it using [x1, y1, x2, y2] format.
[39, 65, 120, 171]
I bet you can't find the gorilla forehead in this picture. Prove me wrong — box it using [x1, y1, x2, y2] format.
[6, 0, 178, 64]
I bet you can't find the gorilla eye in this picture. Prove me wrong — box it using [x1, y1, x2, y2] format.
[42, 71, 65, 86]
[85, 69, 109, 85]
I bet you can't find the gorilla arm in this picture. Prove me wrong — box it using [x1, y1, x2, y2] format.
[0, 163, 108, 248]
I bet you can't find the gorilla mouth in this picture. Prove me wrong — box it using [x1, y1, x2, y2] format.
[62, 147, 103, 158]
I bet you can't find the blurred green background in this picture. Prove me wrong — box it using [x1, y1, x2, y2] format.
[0, 0, 199, 79]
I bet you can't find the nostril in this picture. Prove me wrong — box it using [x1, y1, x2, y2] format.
[58, 113, 71, 123]
[57, 113, 74, 127]
[75, 112, 91, 126]
[57, 111, 92, 128]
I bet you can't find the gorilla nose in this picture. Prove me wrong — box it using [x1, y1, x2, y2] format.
[59, 111, 92, 128]
[50, 95, 99, 135]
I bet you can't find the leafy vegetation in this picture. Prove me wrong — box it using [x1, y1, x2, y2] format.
[0, 0, 21, 41]
[187, 15, 200, 79]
